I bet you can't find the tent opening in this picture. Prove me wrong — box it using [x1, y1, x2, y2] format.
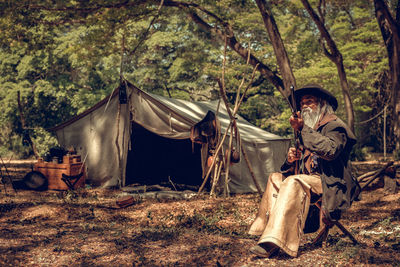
[125, 122, 203, 188]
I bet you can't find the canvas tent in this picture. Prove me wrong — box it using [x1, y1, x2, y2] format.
[51, 82, 290, 193]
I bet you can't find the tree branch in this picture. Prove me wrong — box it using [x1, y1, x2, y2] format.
[374, 0, 400, 37]
[396, 0, 400, 24]
[301, 0, 355, 131]
[127, 0, 164, 58]
[317, 0, 326, 24]
[163, 0, 286, 97]
[301, 0, 340, 61]
[320, 39, 335, 61]
[26, 0, 132, 12]
[254, 0, 295, 98]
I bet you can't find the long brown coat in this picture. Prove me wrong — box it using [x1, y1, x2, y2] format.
[283, 114, 361, 220]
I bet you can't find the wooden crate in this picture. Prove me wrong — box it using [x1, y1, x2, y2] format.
[34, 155, 86, 190]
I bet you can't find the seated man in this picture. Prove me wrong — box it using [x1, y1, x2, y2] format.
[248, 84, 360, 258]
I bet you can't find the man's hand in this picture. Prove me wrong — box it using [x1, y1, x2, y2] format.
[287, 147, 301, 163]
[289, 111, 304, 131]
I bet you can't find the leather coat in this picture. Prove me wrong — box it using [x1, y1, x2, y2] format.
[282, 113, 361, 220]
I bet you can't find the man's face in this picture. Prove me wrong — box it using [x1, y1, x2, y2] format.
[300, 94, 321, 128]
[300, 95, 319, 111]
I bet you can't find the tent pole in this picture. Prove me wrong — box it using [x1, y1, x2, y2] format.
[223, 124, 234, 196]
[210, 157, 222, 197]
[210, 158, 218, 196]
[215, 159, 224, 195]
[115, 101, 123, 187]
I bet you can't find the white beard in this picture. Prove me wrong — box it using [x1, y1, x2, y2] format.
[302, 105, 321, 128]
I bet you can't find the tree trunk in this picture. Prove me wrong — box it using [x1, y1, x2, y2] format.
[17, 91, 39, 158]
[336, 61, 355, 132]
[301, 0, 355, 132]
[374, 0, 400, 151]
[255, 0, 297, 96]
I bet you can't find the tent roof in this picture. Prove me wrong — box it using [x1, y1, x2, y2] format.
[50, 83, 289, 143]
[50, 89, 119, 132]
[148, 92, 288, 142]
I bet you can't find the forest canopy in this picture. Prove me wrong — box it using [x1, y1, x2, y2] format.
[0, 0, 397, 160]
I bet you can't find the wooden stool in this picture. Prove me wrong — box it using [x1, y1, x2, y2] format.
[312, 200, 358, 246]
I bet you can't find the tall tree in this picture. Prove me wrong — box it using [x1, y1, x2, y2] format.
[374, 0, 400, 152]
[255, 0, 297, 92]
[300, 0, 355, 131]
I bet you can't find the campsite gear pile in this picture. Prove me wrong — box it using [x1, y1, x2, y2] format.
[33, 154, 86, 190]
[43, 146, 68, 163]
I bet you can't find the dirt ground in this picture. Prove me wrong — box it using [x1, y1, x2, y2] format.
[0, 181, 399, 267]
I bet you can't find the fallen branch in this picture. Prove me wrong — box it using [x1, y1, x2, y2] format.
[357, 162, 400, 183]
[357, 170, 378, 183]
[361, 161, 394, 190]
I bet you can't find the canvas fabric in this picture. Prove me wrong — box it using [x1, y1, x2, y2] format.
[52, 83, 290, 193]
[54, 94, 130, 187]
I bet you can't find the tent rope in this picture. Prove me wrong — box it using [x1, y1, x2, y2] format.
[356, 105, 388, 125]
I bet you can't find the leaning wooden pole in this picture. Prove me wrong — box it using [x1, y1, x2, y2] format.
[217, 80, 263, 196]
[223, 124, 235, 196]
[115, 100, 123, 187]
[198, 121, 233, 194]
[200, 36, 262, 196]
[216, 55, 262, 196]
[0, 155, 17, 193]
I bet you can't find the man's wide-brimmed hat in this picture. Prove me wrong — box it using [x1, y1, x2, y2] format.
[293, 84, 338, 111]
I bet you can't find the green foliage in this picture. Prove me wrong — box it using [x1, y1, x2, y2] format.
[31, 128, 59, 157]
[0, 0, 395, 157]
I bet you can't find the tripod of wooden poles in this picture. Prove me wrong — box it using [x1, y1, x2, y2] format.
[197, 37, 263, 197]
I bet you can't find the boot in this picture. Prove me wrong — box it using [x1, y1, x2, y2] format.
[249, 242, 279, 258]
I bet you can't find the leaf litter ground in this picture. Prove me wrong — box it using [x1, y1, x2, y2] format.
[0, 184, 399, 266]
